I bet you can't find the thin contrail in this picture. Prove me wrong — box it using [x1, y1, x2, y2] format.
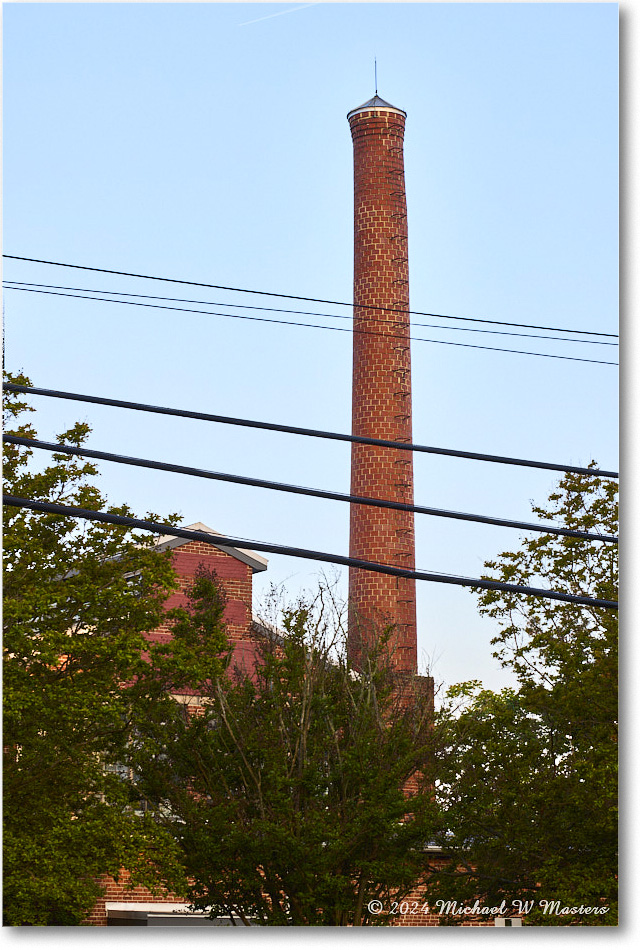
[239, 4, 319, 28]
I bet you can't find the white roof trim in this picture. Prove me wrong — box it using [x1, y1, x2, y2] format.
[155, 522, 268, 574]
[106, 902, 198, 914]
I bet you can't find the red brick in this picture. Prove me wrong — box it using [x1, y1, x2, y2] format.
[348, 103, 417, 672]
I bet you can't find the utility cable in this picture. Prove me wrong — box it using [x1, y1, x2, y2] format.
[5, 434, 618, 544]
[3, 255, 618, 339]
[3, 495, 619, 610]
[2, 282, 619, 348]
[2, 285, 618, 366]
[3, 383, 619, 479]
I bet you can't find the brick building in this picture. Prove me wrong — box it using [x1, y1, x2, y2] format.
[151, 522, 268, 679]
[86, 524, 268, 926]
[84, 523, 453, 927]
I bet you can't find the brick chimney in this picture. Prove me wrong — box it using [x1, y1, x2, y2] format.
[347, 94, 417, 673]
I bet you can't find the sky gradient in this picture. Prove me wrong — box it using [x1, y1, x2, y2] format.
[3, 2, 619, 694]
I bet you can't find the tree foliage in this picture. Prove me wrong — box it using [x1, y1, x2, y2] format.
[131, 583, 440, 926]
[6, 372, 616, 928]
[427, 470, 618, 926]
[2, 374, 230, 925]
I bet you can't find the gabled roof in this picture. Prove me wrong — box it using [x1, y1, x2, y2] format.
[154, 522, 268, 574]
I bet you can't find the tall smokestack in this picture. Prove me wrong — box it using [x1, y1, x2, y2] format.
[347, 94, 417, 673]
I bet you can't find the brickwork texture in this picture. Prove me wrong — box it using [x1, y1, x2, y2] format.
[86, 539, 257, 925]
[348, 103, 417, 672]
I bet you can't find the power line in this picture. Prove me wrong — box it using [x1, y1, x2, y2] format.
[6, 434, 617, 544]
[3, 383, 619, 479]
[3, 495, 618, 610]
[3, 285, 618, 367]
[2, 282, 619, 348]
[2, 254, 618, 339]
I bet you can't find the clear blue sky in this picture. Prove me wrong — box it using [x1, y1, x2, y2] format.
[3, 1, 619, 694]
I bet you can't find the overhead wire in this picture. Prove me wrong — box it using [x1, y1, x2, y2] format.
[2, 285, 618, 366]
[3, 259, 618, 611]
[3, 254, 618, 339]
[5, 434, 617, 544]
[2, 281, 619, 348]
[3, 495, 619, 610]
[3, 383, 619, 479]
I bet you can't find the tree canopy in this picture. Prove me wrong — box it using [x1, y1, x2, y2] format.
[4, 375, 617, 928]
[131, 583, 440, 926]
[427, 470, 618, 926]
[2, 373, 229, 925]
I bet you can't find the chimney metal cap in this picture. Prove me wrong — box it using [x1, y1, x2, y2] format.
[347, 94, 407, 121]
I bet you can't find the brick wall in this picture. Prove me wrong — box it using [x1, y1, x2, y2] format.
[348, 103, 417, 672]
[149, 541, 255, 646]
[390, 879, 495, 927]
[86, 538, 257, 925]
[87, 871, 498, 928]
[85, 872, 180, 927]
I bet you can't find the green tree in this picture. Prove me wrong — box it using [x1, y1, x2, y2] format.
[427, 470, 618, 926]
[2, 374, 228, 925]
[131, 583, 440, 926]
